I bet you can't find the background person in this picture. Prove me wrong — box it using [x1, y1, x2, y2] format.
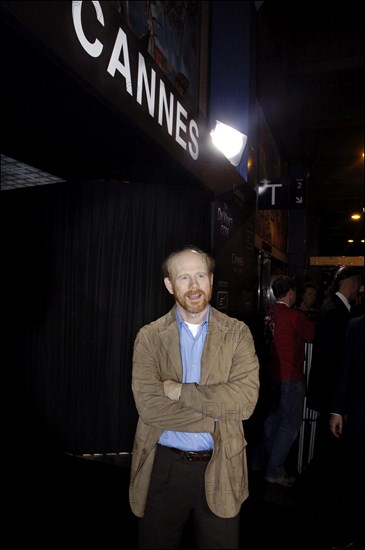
[250, 275, 315, 487]
[307, 265, 362, 418]
[296, 281, 320, 321]
[329, 314, 365, 550]
[307, 265, 363, 550]
[129, 246, 260, 549]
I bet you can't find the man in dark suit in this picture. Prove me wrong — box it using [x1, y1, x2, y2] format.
[307, 265, 363, 550]
[308, 266, 362, 414]
[329, 314, 365, 549]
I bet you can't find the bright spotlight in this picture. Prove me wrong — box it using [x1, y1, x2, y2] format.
[210, 120, 247, 166]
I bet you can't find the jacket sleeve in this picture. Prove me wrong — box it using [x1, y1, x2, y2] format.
[132, 327, 215, 433]
[179, 323, 260, 423]
[329, 315, 364, 415]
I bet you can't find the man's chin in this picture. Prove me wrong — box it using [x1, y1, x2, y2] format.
[185, 298, 209, 314]
[175, 291, 212, 314]
[186, 305, 205, 314]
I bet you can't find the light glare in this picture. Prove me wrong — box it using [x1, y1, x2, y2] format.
[210, 121, 247, 166]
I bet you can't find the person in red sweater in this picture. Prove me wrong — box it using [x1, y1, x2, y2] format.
[252, 275, 315, 486]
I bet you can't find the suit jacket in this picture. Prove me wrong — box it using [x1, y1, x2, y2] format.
[330, 314, 365, 435]
[129, 305, 260, 518]
[330, 314, 365, 506]
[307, 294, 351, 413]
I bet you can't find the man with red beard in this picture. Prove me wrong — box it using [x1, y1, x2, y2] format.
[129, 246, 260, 549]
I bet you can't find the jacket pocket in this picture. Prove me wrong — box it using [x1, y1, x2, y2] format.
[224, 436, 246, 469]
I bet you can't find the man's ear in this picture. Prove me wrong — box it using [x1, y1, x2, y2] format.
[164, 277, 174, 295]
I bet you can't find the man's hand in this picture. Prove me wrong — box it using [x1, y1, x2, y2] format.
[163, 379, 182, 401]
[329, 413, 343, 438]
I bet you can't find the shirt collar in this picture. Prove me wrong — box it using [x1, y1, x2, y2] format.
[276, 300, 290, 308]
[335, 292, 351, 312]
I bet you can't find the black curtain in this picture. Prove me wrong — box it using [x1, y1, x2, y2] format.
[2, 179, 212, 454]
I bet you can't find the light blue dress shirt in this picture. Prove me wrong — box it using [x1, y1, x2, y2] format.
[158, 306, 214, 451]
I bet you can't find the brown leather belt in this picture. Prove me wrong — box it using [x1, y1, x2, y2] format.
[162, 445, 213, 462]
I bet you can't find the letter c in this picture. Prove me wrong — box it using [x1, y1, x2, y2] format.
[72, 1, 105, 58]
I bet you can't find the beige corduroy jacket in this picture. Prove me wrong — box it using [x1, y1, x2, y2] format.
[129, 305, 260, 518]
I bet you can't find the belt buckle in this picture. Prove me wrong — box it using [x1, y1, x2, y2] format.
[185, 451, 198, 461]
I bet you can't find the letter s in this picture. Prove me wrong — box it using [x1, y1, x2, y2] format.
[188, 119, 199, 160]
